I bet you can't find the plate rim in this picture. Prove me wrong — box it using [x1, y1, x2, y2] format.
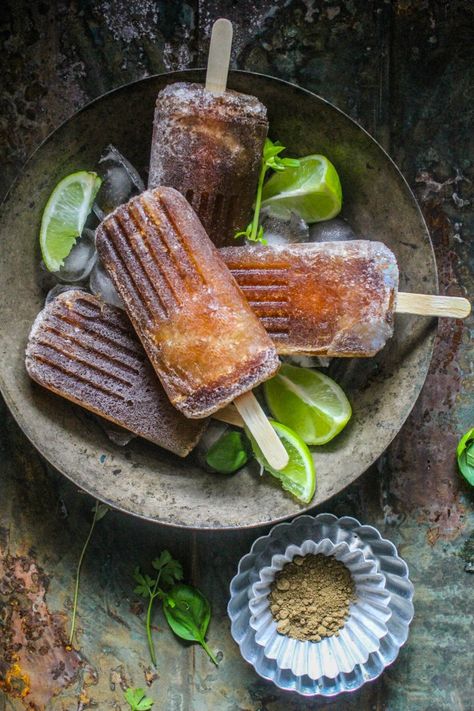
[0, 69, 438, 530]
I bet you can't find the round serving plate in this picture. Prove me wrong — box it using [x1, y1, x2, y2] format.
[0, 70, 437, 529]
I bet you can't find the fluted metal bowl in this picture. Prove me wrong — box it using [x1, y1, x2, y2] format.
[0, 70, 437, 528]
[228, 514, 414, 696]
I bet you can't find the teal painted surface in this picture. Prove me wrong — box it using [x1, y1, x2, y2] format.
[1, 1, 473, 709]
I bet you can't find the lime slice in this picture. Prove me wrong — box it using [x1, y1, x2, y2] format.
[247, 420, 316, 504]
[264, 364, 351, 445]
[261, 154, 342, 223]
[40, 171, 102, 272]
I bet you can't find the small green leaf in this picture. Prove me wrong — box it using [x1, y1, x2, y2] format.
[94, 503, 110, 521]
[124, 687, 154, 711]
[263, 139, 285, 160]
[163, 584, 217, 665]
[160, 558, 184, 589]
[133, 567, 153, 598]
[152, 550, 172, 570]
[457, 428, 474, 485]
[206, 431, 250, 474]
[234, 137, 299, 244]
[133, 566, 145, 583]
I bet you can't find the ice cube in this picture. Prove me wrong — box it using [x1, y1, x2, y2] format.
[45, 283, 87, 306]
[38, 261, 61, 292]
[97, 418, 135, 447]
[92, 203, 106, 222]
[56, 229, 97, 283]
[308, 217, 357, 243]
[89, 260, 124, 309]
[259, 210, 309, 246]
[283, 354, 332, 369]
[93, 144, 145, 217]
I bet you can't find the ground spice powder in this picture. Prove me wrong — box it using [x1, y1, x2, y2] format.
[269, 554, 357, 641]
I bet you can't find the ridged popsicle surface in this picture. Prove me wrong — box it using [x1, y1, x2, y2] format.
[220, 241, 399, 357]
[25, 290, 206, 456]
[95, 187, 279, 417]
[148, 82, 268, 247]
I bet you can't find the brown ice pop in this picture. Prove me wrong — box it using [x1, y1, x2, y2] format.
[25, 290, 206, 457]
[95, 187, 280, 419]
[220, 241, 399, 357]
[148, 81, 268, 247]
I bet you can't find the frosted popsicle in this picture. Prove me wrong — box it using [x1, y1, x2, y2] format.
[25, 290, 206, 456]
[220, 241, 399, 357]
[95, 187, 280, 418]
[148, 82, 268, 247]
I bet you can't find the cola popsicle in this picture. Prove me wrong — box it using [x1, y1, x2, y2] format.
[95, 187, 280, 418]
[220, 241, 399, 357]
[148, 82, 268, 247]
[25, 290, 206, 456]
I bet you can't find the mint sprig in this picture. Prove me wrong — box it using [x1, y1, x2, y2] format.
[235, 138, 300, 244]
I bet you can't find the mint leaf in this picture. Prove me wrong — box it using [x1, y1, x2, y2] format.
[234, 138, 300, 244]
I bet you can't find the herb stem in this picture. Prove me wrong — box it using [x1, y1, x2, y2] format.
[250, 160, 268, 241]
[146, 572, 162, 667]
[69, 501, 100, 646]
[200, 639, 218, 666]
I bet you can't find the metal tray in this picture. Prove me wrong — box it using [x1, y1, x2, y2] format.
[0, 70, 437, 529]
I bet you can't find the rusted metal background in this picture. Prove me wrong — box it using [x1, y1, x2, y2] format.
[0, 1, 473, 709]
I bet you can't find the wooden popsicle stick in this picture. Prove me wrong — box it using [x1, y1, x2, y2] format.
[396, 293, 471, 319]
[204, 19, 287, 470]
[234, 391, 289, 471]
[214, 404, 244, 427]
[205, 18, 233, 95]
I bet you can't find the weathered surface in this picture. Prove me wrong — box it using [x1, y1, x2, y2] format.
[1, 1, 473, 709]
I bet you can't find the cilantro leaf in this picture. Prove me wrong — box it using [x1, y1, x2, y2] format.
[133, 567, 154, 598]
[160, 559, 184, 588]
[124, 687, 154, 710]
[152, 550, 172, 570]
[132, 551, 185, 666]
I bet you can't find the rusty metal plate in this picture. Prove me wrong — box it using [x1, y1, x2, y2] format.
[0, 70, 437, 529]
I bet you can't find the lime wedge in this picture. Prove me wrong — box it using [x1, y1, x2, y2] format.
[261, 154, 342, 223]
[264, 364, 351, 445]
[40, 171, 102, 272]
[247, 420, 316, 504]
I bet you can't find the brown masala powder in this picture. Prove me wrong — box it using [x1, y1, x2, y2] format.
[269, 553, 357, 641]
